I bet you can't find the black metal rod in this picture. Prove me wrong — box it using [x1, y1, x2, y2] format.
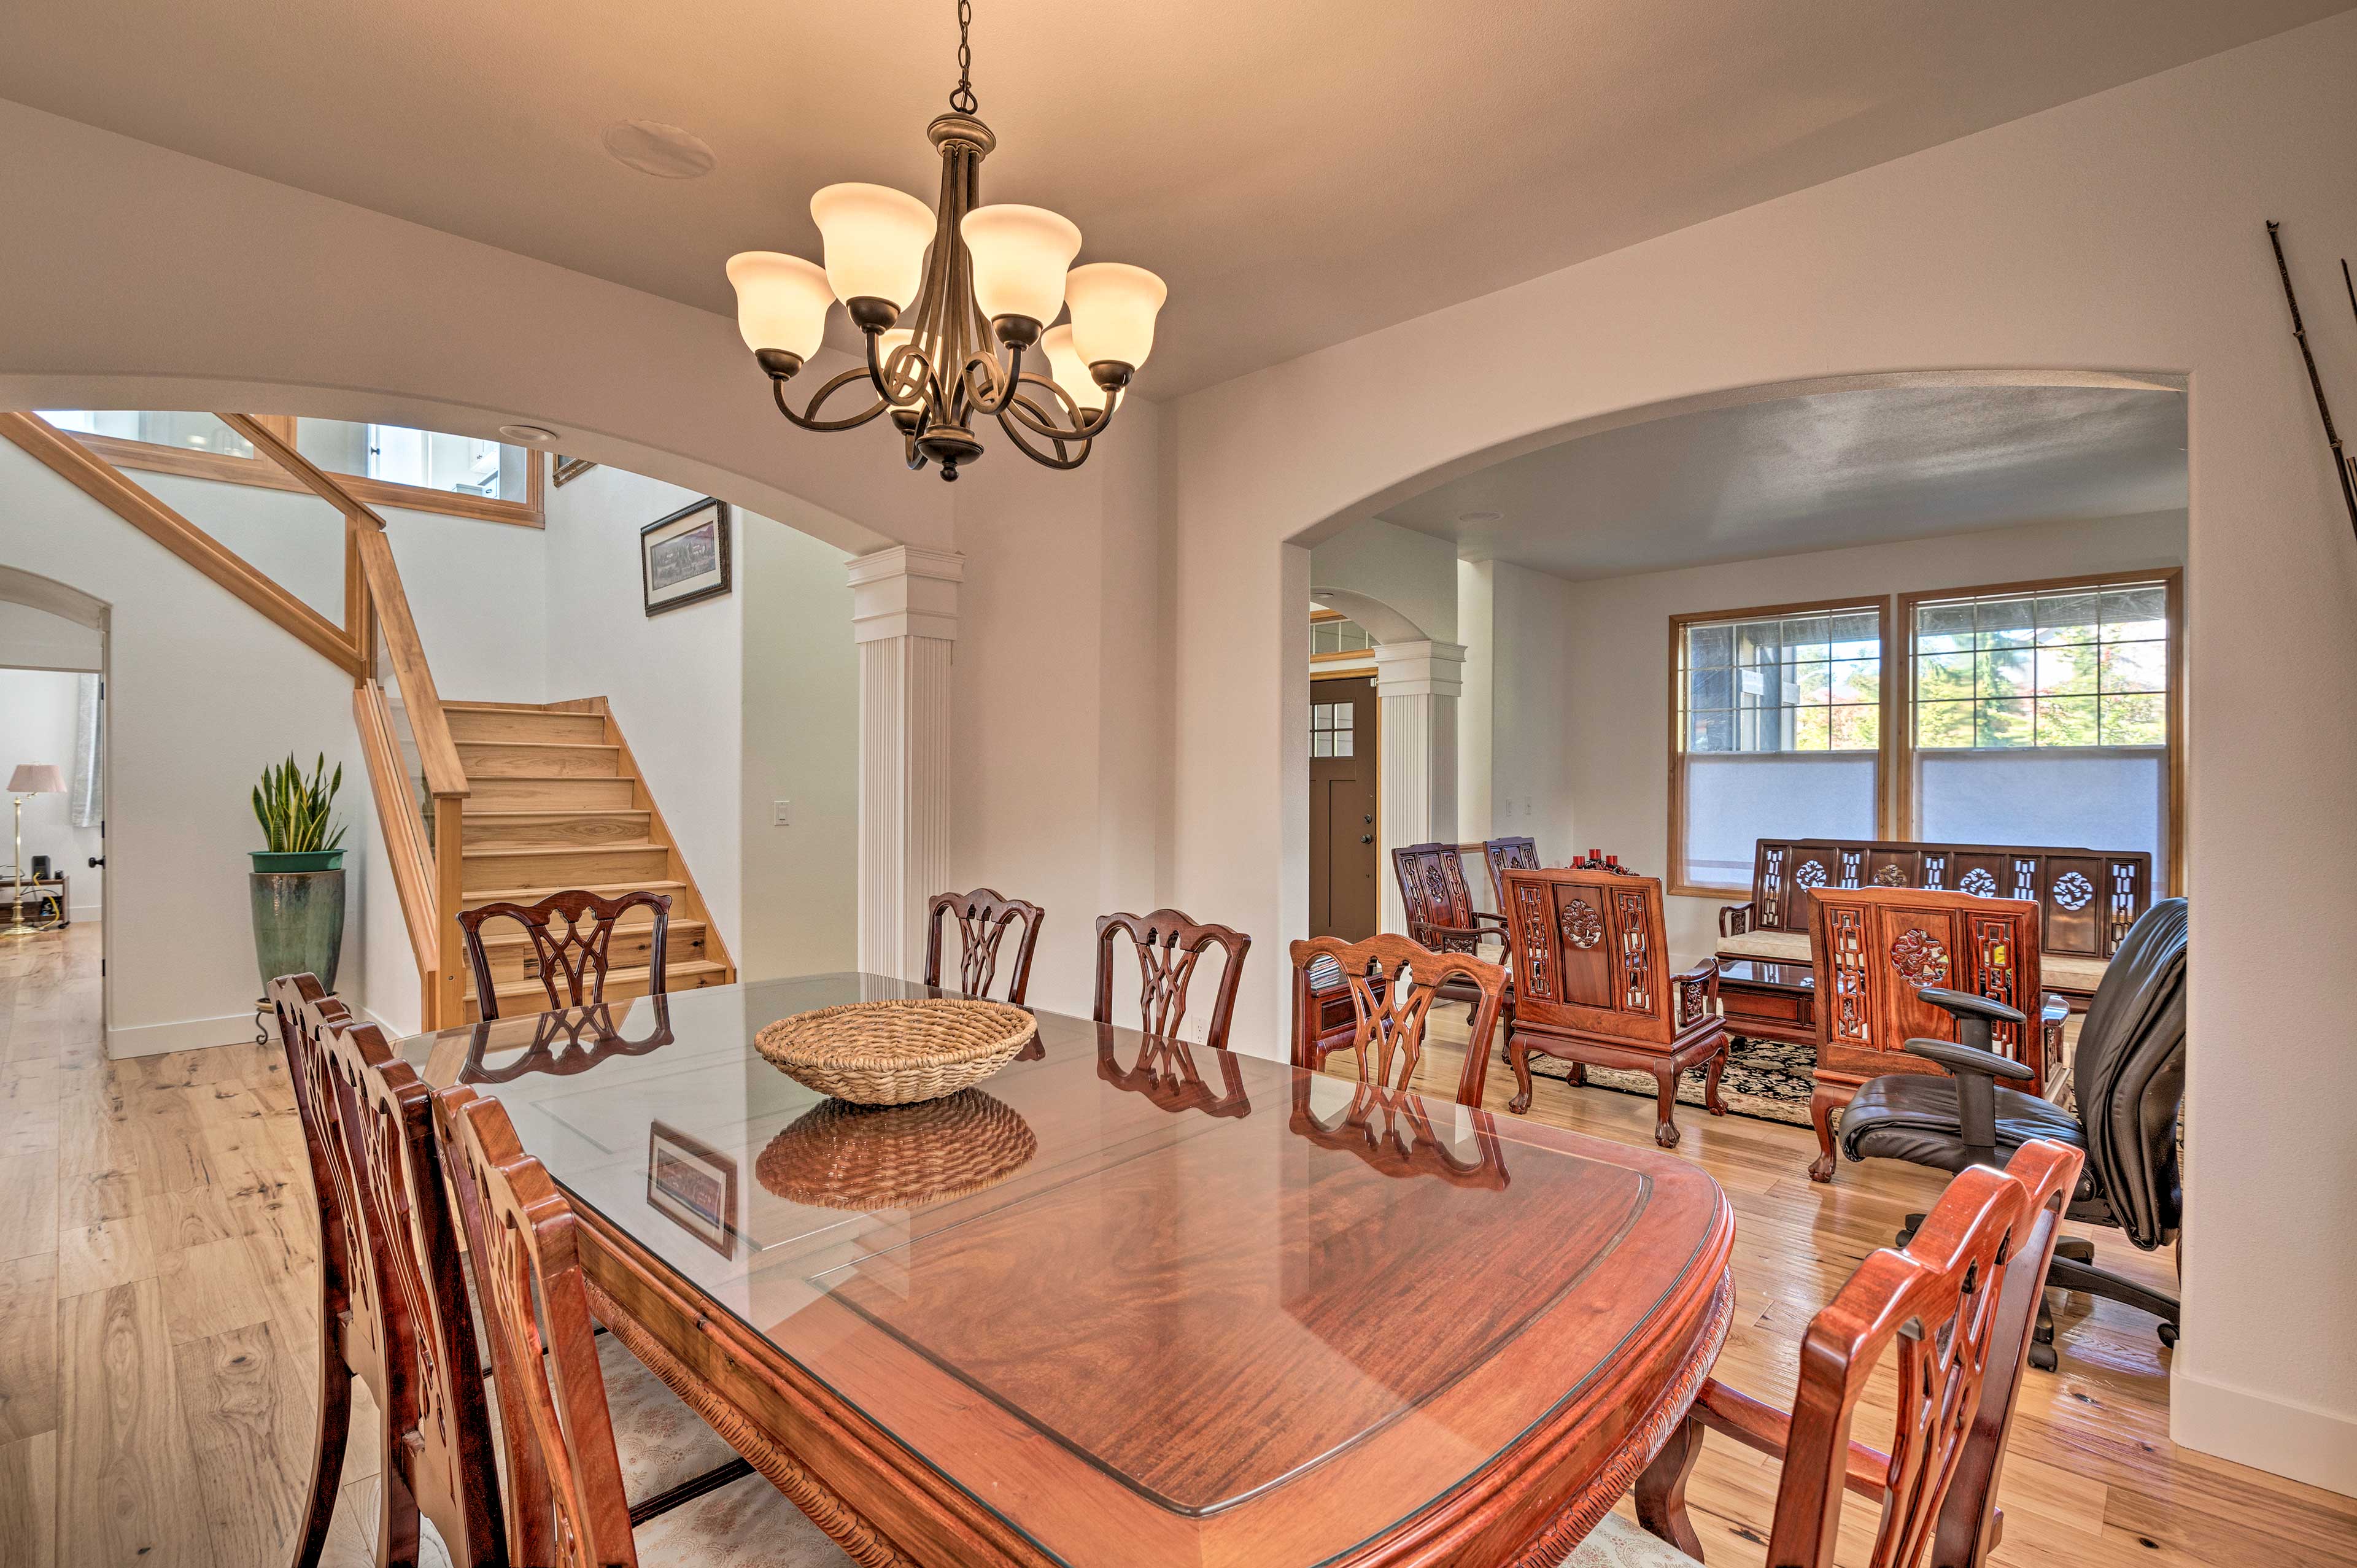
[2266, 220, 2357, 543]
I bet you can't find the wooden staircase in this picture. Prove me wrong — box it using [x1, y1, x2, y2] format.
[443, 698, 733, 1022]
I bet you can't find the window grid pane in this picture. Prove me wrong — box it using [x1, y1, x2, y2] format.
[1682, 608, 1879, 757]
[1914, 580, 2167, 750]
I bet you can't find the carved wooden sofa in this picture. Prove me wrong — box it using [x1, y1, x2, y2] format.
[1500, 865, 1727, 1147]
[1718, 838, 2152, 1010]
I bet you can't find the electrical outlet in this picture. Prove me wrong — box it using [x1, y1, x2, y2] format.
[773, 800, 792, 826]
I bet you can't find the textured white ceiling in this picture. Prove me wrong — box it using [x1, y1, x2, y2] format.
[0, 0, 2345, 397]
[1376, 385, 2189, 578]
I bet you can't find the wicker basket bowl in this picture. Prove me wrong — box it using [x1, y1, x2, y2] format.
[753, 997, 1036, 1106]
[756, 1089, 1038, 1211]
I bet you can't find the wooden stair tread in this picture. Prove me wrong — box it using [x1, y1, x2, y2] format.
[461, 842, 665, 857]
[462, 809, 648, 819]
[443, 700, 576, 713]
[478, 959, 727, 1003]
[463, 878, 688, 904]
[457, 740, 619, 752]
[470, 917, 705, 951]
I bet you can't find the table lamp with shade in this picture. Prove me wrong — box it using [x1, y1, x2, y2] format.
[7, 764, 66, 936]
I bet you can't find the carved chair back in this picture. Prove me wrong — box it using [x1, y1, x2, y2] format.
[459, 995, 676, 1084]
[1390, 842, 1480, 951]
[1480, 836, 1539, 911]
[1287, 1073, 1510, 1189]
[924, 887, 1045, 1003]
[1096, 1026, 1253, 1119]
[1765, 1141, 2080, 1568]
[269, 975, 371, 1385]
[1288, 933, 1507, 1106]
[1738, 838, 2150, 960]
[322, 1020, 505, 1568]
[435, 1086, 640, 1568]
[1092, 907, 1251, 1049]
[1807, 885, 2047, 1096]
[456, 887, 672, 1021]
[1500, 867, 1709, 1045]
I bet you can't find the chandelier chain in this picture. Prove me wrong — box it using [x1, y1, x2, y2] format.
[950, 0, 977, 114]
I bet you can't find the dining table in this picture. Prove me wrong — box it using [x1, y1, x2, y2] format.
[403, 971, 1736, 1568]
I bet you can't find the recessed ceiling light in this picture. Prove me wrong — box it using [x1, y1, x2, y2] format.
[1457, 510, 1503, 523]
[498, 424, 559, 445]
[603, 120, 718, 180]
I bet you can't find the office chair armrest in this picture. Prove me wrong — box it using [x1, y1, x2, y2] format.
[1902, 1036, 2036, 1083]
[1917, 986, 2026, 1027]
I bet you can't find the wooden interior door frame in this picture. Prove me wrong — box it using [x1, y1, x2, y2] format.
[1310, 666, 1380, 940]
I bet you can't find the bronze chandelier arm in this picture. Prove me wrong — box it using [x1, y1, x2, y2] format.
[772, 367, 892, 433]
[956, 341, 1031, 419]
[1000, 370, 1117, 444]
[864, 330, 939, 414]
[994, 390, 1093, 470]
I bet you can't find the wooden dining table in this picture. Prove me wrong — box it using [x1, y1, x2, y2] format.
[404, 972, 1735, 1568]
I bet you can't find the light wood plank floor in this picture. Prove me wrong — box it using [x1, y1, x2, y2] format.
[3, 922, 2352, 1567]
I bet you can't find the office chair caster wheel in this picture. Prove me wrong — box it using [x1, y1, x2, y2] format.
[2029, 1342, 2058, 1372]
[2158, 1322, 2178, 1349]
[1895, 1213, 1922, 1249]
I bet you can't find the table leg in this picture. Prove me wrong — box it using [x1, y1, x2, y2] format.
[1808, 1076, 1849, 1183]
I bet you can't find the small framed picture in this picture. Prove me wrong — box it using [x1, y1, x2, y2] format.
[640, 497, 732, 616]
[552, 455, 598, 487]
[646, 1122, 738, 1257]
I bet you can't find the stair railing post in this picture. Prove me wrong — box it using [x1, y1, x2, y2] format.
[433, 796, 467, 1029]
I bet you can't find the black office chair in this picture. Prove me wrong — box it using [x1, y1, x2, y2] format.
[1837, 898, 2186, 1370]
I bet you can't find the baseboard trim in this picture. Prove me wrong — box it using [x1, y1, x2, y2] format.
[2173, 1364, 2357, 1496]
[106, 1010, 261, 1059]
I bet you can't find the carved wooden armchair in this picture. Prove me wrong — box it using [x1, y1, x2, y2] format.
[1287, 932, 1509, 1107]
[924, 887, 1045, 1003]
[1585, 1140, 2087, 1567]
[1498, 865, 1727, 1147]
[1480, 835, 1540, 911]
[1392, 841, 1508, 958]
[1092, 906, 1250, 1049]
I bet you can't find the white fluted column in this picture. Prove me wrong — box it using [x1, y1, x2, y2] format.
[1375, 639, 1465, 936]
[849, 546, 962, 979]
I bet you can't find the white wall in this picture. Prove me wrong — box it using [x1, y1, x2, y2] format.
[1555, 510, 2187, 963]
[1307, 518, 1457, 643]
[0, 601, 103, 671]
[0, 668, 104, 917]
[738, 514, 858, 983]
[0, 436, 367, 1053]
[1485, 560, 1579, 855]
[1157, 14, 2354, 1491]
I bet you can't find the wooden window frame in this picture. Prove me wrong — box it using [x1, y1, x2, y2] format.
[1309, 606, 1377, 664]
[60, 416, 546, 528]
[1894, 567, 2183, 894]
[1665, 595, 1897, 899]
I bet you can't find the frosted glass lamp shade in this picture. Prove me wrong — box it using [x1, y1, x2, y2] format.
[1066, 263, 1167, 369]
[960, 205, 1082, 325]
[7, 765, 63, 794]
[1040, 326, 1106, 414]
[809, 183, 935, 310]
[726, 252, 834, 360]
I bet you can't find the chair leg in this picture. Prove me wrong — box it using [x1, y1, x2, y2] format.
[1808, 1083, 1843, 1183]
[1507, 1034, 1535, 1116]
[376, 1458, 423, 1568]
[1633, 1412, 1707, 1559]
[1702, 1042, 1728, 1117]
[287, 1349, 353, 1568]
[2030, 1291, 2059, 1372]
[1652, 1065, 1681, 1148]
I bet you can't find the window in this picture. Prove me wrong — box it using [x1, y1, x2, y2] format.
[1901, 573, 2178, 875]
[34, 411, 543, 525]
[1310, 611, 1373, 658]
[1310, 700, 1356, 757]
[1670, 601, 1886, 893]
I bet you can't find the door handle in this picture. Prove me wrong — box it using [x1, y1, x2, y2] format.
[1360, 835, 1373, 844]
[88, 857, 104, 868]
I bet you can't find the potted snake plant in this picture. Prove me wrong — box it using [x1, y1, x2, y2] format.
[250, 753, 348, 992]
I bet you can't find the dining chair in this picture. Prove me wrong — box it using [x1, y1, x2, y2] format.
[1480, 834, 1540, 911]
[1096, 1027, 1253, 1119]
[1573, 1138, 2086, 1568]
[1288, 932, 1508, 1107]
[923, 887, 1044, 1003]
[456, 887, 673, 1021]
[435, 1086, 855, 1567]
[1092, 906, 1251, 1049]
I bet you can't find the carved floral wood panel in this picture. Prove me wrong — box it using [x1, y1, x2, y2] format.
[1888, 927, 1951, 987]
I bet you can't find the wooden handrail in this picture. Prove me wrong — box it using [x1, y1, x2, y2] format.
[350, 527, 469, 801]
[353, 681, 439, 977]
[0, 412, 364, 675]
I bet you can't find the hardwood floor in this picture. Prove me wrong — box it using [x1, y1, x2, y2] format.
[1, 922, 2350, 1566]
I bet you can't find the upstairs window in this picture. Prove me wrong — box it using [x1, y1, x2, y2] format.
[1901, 573, 2178, 876]
[1671, 601, 1886, 893]
[1310, 609, 1373, 658]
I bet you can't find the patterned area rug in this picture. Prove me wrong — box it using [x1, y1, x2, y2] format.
[1518, 1035, 1817, 1127]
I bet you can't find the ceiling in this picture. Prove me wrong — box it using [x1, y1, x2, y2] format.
[1, 1, 2345, 399]
[1375, 384, 2188, 579]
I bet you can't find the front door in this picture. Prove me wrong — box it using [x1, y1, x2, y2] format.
[1309, 676, 1377, 940]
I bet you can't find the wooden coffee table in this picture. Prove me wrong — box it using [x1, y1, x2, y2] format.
[1715, 956, 1813, 1047]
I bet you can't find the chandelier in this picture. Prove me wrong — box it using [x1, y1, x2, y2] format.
[725, 1, 1164, 481]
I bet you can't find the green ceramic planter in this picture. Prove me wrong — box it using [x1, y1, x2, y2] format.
[251, 849, 347, 873]
[251, 864, 346, 992]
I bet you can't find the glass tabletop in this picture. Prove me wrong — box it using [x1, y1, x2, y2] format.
[405, 973, 1729, 1567]
[1717, 956, 1815, 988]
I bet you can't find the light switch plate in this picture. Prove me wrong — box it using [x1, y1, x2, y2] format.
[773, 800, 792, 826]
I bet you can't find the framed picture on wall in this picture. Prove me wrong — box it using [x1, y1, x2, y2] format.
[552, 454, 598, 487]
[646, 1122, 737, 1257]
[640, 496, 732, 616]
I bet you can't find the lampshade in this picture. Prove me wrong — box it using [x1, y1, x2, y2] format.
[1066, 262, 1167, 369]
[960, 205, 1082, 325]
[7, 765, 63, 794]
[809, 183, 935, 310]
[725, 252, 835, 360]
[1040, 325, 1105, 414]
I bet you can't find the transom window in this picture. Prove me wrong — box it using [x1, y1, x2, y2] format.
[1310, 611, 1373, 657]
[1310, 700, 1356, 757]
